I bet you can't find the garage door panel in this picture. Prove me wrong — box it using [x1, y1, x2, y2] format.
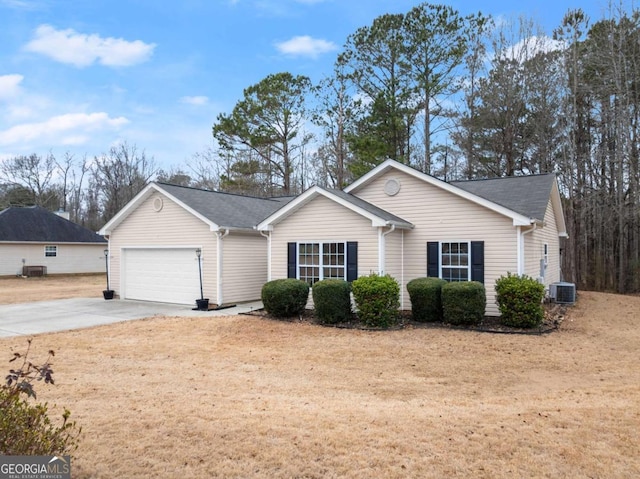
[123, 248, 201, 305]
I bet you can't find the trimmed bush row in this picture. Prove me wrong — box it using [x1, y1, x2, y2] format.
[442, 281, 486, 326]
[261, 279, 309, 318]
[351, 273, 399, 328]
[263, 273, 545, 330]
[495, 273, 545, 328]
[406, 277, 447, 322]
[312, 279, 352, 324]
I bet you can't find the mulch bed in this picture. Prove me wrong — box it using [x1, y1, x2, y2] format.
[242, 302, 568, 335]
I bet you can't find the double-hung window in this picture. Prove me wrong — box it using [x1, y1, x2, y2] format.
[440, 241, 470, 282]
[297, 242, 346, 286]
[44, 245, 58, 257]
[427, 241, 484, 284]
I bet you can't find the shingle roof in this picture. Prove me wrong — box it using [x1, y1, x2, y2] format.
[157, 183, 294, 229]
[451, 174, 556, 221]
[325, 188, 413, 227]
[0, 206, 107, 243]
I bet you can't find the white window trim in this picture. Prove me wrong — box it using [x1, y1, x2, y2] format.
[44, 245, 58, 257]
[543, 243, 549, 266]
[297, 241, 347, 284]
[439, 240, 471, 282]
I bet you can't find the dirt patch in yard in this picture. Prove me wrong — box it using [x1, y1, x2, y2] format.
[0, 282, 639, 478]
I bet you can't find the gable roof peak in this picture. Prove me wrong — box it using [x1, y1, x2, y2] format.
[154, 182, 283, 202]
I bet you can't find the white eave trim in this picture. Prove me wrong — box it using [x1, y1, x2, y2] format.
[256, 185, 413, 231]
[98, 183, 220, 235]
[550, 179, 568, 237]
[345, 159, 533, 226]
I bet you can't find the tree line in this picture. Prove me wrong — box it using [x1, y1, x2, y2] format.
[2, 2, 639, 293]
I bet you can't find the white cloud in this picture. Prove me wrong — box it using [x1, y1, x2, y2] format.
[0, 112, 129, 146]
[24, 24, 156, 67]
[498, 35, 565, 62]
[274, 35, 337, 58]
[0, 74, 24, 101]
[180, 95, 209, 106]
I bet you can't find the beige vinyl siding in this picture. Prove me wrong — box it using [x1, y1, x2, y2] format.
[524, 199, 561, 288]
[108, 192, 218, 301]
[383, 228, 405, 308]
[355, 170, 519, 316]
[0, 243, 105, 276]
[270, 195, 379, 281]
[221, 232, 268, 303]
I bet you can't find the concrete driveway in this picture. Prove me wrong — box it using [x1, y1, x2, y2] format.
[0, 298, 263, 338]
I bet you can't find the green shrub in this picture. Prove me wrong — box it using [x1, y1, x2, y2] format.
[351, 273, 400, 328]
[261, 279, 309, 318]
[406, 277, 447, 322]
[495, 273, 545, 328]
[442, 281, 486, 326]
[0, 390, 79, 455]
[312, 279, 352, 324]
[1, 340, 80, 455]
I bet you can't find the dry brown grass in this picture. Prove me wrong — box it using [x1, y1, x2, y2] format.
[0, 274, 105, 304]
[0, 282, 639, 478]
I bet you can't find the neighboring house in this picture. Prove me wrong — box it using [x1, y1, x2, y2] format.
[98, 183, 292, 306]
[257, 160, 567, 316]
[101, 161, 567, 316]
[0, 205, 107, 276]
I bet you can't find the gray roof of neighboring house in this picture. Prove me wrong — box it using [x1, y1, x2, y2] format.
[325, 188, 413, 227]
[0, 206, 107, 243]
[451, 173, 556, 221]
[157, 183, 294, 229]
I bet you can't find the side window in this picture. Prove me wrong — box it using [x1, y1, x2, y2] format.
[288, 242, 357, 285]
[440, 241, 470, 282]
[44, 245, 58, 257]
[427, 241, 484, 284]
[298, 242, 346, 286]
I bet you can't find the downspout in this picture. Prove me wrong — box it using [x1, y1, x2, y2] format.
[519, 223, 537, 276]
[401, 229, 404, 310]
[216, 229, 230, 306]
[260, 230, 271, 281]
[378, 224, 396, 275]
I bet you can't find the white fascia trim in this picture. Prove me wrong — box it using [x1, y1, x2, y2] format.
[256, 185, 406, 230]
[345, 159, 533, 226]
[98, 183, 156, 235]
[550, 179, 568, 237]
[98, 183, 220, 235]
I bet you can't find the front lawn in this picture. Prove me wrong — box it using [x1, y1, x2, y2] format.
[0, 290, 638, 478]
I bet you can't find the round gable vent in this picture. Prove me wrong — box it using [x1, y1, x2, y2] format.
[384, 178, 401, 196]
[153, 197, 163, 212]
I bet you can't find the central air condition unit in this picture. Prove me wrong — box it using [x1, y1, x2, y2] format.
[549, 282, 576, 304]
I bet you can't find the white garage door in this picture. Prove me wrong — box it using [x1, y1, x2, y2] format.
[122, 248, 201, 305]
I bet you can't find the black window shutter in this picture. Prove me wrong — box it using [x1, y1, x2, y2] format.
[471, 241, 484, 283]
[287, 242, 297, 279]
[427, 242, 439, 277]
[346, 241, 358, 282]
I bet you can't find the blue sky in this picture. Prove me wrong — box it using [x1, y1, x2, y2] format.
[0, 0, 609, 171]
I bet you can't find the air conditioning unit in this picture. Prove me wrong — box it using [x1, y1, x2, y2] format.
[549, 282, 576, 304]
